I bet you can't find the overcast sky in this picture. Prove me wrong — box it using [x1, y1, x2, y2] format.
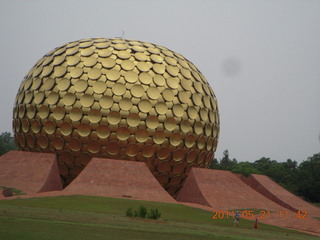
[0, 0, 319, 163]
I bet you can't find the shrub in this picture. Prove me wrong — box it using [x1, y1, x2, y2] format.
[147, 208, 161, 219]
[125, 207, 134, 217]
[138, 205, 147, 218]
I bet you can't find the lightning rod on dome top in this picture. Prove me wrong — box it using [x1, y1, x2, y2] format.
[121, 30, 125, 39]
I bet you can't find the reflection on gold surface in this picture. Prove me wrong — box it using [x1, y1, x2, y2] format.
[13, 38, 219, 196]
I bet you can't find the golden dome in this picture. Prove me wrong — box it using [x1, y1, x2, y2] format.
[13, 38, 220, 196]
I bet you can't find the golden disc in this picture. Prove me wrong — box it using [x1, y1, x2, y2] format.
[124, 71, 138, 83]
[121, 60, 135, 71]
[138, 99, 152, 113]
[93, 81, 107, 94]
[101, 58, 116, 69]
[185, 134, 196, 148]
[54, 66, 67, 78]
[150, 54, 163, 63]
[134, 52, 148, 61]
[52, 136, 64, 150]
[83, 57, 97, 67]
[155, 102, 168, 115]
[127, 113, 140, 127]
[137, 62, 151, 72]
[88, 109, 102, 123]
[31, 119, 41, 133]
[99, 95, 114, 109]
[60, 122, 73, 136]
[153, 130, 165, 144]
[38, 105, 49, 119]
[169, 133, 181, 147]
[37, 135, 49, 149]
[187, 106, 198, 119]
[194, 121, 203, 135]
[32, 78, 42, 90]
[125, 143, 139, 157]
[147, 87, 160, 100]
[139, 72, 152, 84]
[69, 67, 83, 78]
[77, 123, 91, 137]
[96, 125, 110, 139]
[153, 63, 165, 74]
[42, 78, 55, 90]
[172, 104, 184, 117]
[167, 77, 179, 89]
[57, 78, 71, 91]
[112, 83, 126, 95]
[167, 65, 179, 76]
[70, 108, 83, 121]
[106, 141, 120, 155]
[53, 106, 65, 120]
[116, 127, 130, 141]
[80, 94, 94, 107]
[74, 80, 88, 92]
[66, 56, 81, 66]
[88, 140, 101, 153]
[162, 89, 174, 101]
[135, 129, 148, 143]
[164, 117, 176, 131]
[88, 68, 101, 80]
[69, 138, 82, 151]
[130, 85, 145, 98]
[119, 98, 133, 111]
[153, 74, 165, 86]
[142, 144, 155, 157]
[117, 50, 131, 59]
[173, 148, 185, 162]
[26, 105, 36, 119]
[107, 111, 121, 125]
[63, 93, 76, 106]
[44, 120, 56, 134]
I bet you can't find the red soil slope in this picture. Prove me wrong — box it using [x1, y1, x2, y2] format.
[177, 168, 283, 211]
[0, 151, 62, 194]
[63, 158, 176, 203]
[243, 174, 320, 217]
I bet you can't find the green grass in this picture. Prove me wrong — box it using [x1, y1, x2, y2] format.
[0, 195, 318, 240]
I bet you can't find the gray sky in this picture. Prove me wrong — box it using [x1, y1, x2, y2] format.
[0, 0, 319, 163]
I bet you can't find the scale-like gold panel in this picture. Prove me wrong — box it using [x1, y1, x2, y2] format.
[13, 38, 220, 196]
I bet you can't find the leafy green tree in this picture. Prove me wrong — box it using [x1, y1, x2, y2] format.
[297, 153, 320, 202]
[209, 158, 219, 169]
[219, 150, 237, 170]
[231, 162, 261, 177]
[0, 132, 16, 155]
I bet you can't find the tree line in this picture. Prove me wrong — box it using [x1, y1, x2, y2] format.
[0, 132, 319, 203]
[210, 150, 320, 203]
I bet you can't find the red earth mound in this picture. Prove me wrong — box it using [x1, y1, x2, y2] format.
[0, 151, 62, 194]
[63, 157, 176, 203]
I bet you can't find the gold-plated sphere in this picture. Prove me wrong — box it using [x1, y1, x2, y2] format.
[13, 38, 220, 196]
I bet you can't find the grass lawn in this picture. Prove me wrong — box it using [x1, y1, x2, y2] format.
[0, 195, 318, 240]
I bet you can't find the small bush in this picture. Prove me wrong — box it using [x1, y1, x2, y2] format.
[138, 205, 148, 218]
[125, 206, 162, 220]
[125, 207, 134, 217]
[147, 208, 161, 219]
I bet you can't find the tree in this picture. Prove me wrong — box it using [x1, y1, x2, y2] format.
[297, 153, 320, 202]
[0, 132, 16, 155]
[219, 150, 237, 170]
[231, 162, 261, 177]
